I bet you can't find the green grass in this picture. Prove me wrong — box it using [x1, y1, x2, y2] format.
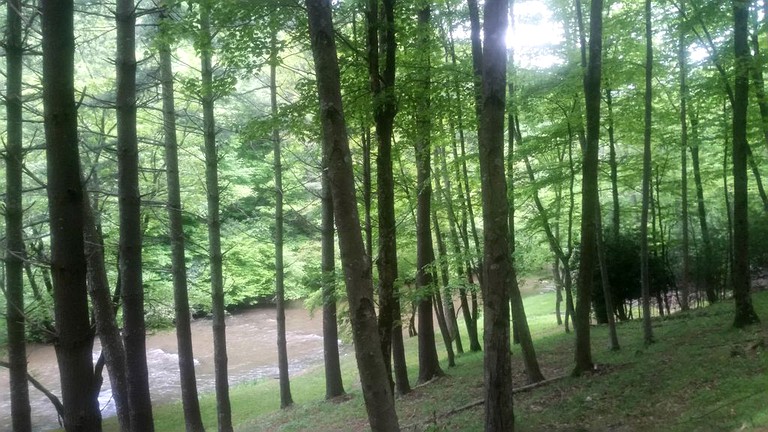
[104, 291, 768, 431]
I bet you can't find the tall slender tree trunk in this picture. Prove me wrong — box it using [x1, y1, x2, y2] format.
[157, 4, 205, 430]
[432, 205, 459, 363]
[367, 0, 410, 396]
[640, 0, 655, 346]
[321, 149, 345, 399]
[270, 24, 293, 409]
[595, 208, 621, 350]
[678, 0, 691, 312]
[306, 2, 400, 430]
[732, 0, 761, 328]
[4, 0, 32, 428]
[478, 0, 516, 429]
[574, 0, 603, 375]
[41, 1, 102, 429]
[689, 115, 718, 303]
[199, 4, 233, 430]
[605, 88, 620, 239]
[116, 1, 155, 427]
[82, 176, 132, 432]
[414, 4, 443, 384]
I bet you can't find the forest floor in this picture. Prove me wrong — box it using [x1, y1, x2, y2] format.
[115, 288, 767, 431]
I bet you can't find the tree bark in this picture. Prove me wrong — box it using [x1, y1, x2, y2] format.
[82, 176, 132, 432]
[478, 0, 515, 429]
[640, 0, 655, 346]
[432, 205, 458, 364]
[156, 2, 206, 429]
[270, 22, 293, 409]
[574, 0, 603, 375]
[41, 1, 102, 429]
[732, 0, 761, 328]
[116, 1, 155, 428]
[321, 145, 345, 399]
[414, 3, 443, 385]
[605, 88, 620, 239]
[678, 0, 691, 312]
[306, 2, 401, 430]
[5, 0, 32, 428]
[199, 4, 233, 430]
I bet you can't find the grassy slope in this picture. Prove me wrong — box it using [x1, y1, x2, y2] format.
[113, 290, 767, 432]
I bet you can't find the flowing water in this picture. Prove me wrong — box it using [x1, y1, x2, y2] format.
[0, 304, 345, 431]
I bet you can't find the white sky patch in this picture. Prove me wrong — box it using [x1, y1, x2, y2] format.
[509, 0, 565, 69]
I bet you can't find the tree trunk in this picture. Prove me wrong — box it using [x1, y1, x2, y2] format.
[82, 177, 132, 432]
[41, 1, 102, 429]
[595, 208, 620, 351]
[689, 115, 718, 303]
[367, 0, 409, 395]
[414, 3, 443, 385]
[678, 0, 691, 312]
[157, 3, 205, 429]
[5, 0, 32, 428]
[605, 88, 620, 239]
[116, 1, 155, 428]
[732, 0, 761, 328]
[270, 23, 293, 409]
[640, 0, 655, 346]
[477, 0, 515, 429]
[432, 208, 459, 364]
[200, 4, 233, 430]
[321, 147, 345, 399]
[574, 0, 603, 375]
[305, 2, 401, 430]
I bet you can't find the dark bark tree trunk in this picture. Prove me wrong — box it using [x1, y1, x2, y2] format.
[678, 0, 691, 312]
[432, 206, 458, 364]
[5, 0, 32, 428]
[82, 177, 131, 432]
[414, 3, 443, 385]
[116, 1, 155, 428]
[605, 88, 620, 240]
[305, 2, 401, 430]
[270, 23, 293, 409]
[41, 1, 102, 429]
[366, 0, 410, 396]
[433, 147, 463, 354]
[478, 0, 515, 429]
[321, 146, 345, 399]
[574, 0, 603, 375]
[157, 3, 206, 429]
[595, 209, 620, 351]
[508, 88, 545, 383]
[689, 114, 718, 303]
[443, 21, 481, 352]
[640, 0, 655, 346]
[199, 4, 233, 430]
[732, 0, 761, 328]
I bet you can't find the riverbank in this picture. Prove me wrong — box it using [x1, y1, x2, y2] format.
[102, 290, 767, 431]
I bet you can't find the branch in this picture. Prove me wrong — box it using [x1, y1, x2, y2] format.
[0, 360, 65, 422]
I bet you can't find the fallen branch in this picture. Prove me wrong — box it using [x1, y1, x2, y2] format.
[402, 375, 568, 431]
[0, 360, 65, 421]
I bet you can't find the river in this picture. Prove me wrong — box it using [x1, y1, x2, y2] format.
[0, 304, 344, 431]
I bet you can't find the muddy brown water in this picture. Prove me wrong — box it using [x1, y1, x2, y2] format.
[0, 305, 347, 431]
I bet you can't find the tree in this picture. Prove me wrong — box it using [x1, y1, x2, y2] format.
[156, 2, 206, 429]
[678, 0, 691, 312]
[41, 0, 102, 429]
[574, 0, 603, 375]
[4, 0, 32, 429]
[639, 0, 655, 346]
[321, 143, 345, 399]
[305, 1, 400, 430]
[731, 0, 760, 328]
[115, 0, 155, 428]
[270, 17, 293, 409]
[413, 2, 443, 384]
[199, 2, 233, 429]
[478, 0, 515, 429]
[366, 0, 411, 395]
